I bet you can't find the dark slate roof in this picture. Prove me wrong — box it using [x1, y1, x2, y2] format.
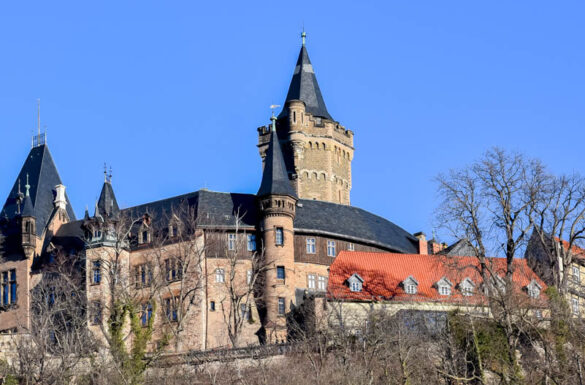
[1, 145, 76, 235]
[52, 190, 417, 254]
[278, 45, 333, 121]
[440, 239, 477, 257]
[257, 129, 297, 199]
[21, 194, 34, 217]
[97, 181, 120, 219]
[294, 199, 418, 254]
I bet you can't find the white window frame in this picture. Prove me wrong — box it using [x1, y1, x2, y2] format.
[573, 265, 581, 283]
[215, 268, 225, 283]
[348, 243, 355, 251]
[318, 275, 327, 291]
[327, 240, 336, 257]
[306, 238, 316, 254]
[278, 297, 285, 315]
[307, 274, 316, 289]
[439, 285, 451, 296]
[405, 284, 417, 294]
[350, 281, 362, 292]
[227, 234, 236, 251]
[247, 269, 253, 285]
[247, 234, 256, 251]
[572, 297, 579, 315]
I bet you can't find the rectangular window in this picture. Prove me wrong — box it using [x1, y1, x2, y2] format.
[215, 268, 225, 283]
[405, 284, 417, 295]
[91, 301, 102, 325]
[348, 243, 355, 251]
[141, 303, 153, 327]
[9, 270, 16, 304]
[307, 274, 316, 289]
[278, 297, 285, 315]
[228, 234, 237, 251]
[327, 241, 336, 257]
[247, 234, 256, 251]
[210, 300, 216, 312]
[276, 266, 285, 280]
[318, 276, 327, 291]
[92, 261, 101, 285]
[573, 265, 581, 283]
[306, 238, 316, 254]
[247, 269, 253, 285]
[165, 258, 182, 282]
[135, 264, 152, 288]
[2, 272, 8, 306]
[275, 228, 284, 246]
[165, 297, 178, 322]
[439, 286, 451, 296]
[240, 303, 248, 320]
[573, 298, 579, 315]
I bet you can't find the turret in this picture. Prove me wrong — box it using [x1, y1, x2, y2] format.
[257, 113, 298, 343]
[20, 175, 36, 259]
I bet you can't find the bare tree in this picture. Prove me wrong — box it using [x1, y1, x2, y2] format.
[205, 209, 268, 348]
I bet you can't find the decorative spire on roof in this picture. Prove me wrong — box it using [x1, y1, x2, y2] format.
[257, 112, 297, 199]
[21, 174, 34, 217]
[278, 32, 333, 121]
[97, 168, 120, 219]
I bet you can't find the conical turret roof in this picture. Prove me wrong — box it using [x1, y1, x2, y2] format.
[278, 42, 333, 121]
[257, 118, 297, 199]
[97, 180, 120, 219]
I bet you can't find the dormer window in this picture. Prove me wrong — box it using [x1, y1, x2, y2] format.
[459, 278, 475, 296]
[347, 273, 364, 292]
[403, 275, 418, 295]
[526, 279, 542, 299]
[436, 277, 453, 296]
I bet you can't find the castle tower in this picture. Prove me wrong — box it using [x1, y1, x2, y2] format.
[257, 33, 354, 205]
[257, 114, 298, 342]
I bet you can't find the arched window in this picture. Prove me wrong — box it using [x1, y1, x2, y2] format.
[308, 142, 313, 149]
[322, 143, 326, 150]
[316, 143, 320, 150]
[321, 173, 326, 181]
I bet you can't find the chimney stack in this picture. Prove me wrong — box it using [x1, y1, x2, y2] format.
[54, 184, 67, 210]
[414, 232, 428, 255]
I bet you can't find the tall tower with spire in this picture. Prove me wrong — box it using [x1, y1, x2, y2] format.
[257, 33, 354, 205]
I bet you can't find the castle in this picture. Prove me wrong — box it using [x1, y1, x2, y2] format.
[0, 34, 429, 351]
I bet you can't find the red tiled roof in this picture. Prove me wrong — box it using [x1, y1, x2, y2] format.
[554, 237, 585, 261]
[328, 251, 546, 304]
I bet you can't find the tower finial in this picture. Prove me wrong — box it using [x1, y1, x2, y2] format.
[269, 105, 280, 132]
[301, 30, 306, 46]
[104, 163, 108, 182]
[109, 166, 113, 182]
[25, 173, 30, 197]
[37, 99, 41, 137]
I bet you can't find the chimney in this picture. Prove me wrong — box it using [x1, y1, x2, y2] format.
[414, 232, 428, 255]
[428, 239, 445, 254]
[54, 184, 67, 210]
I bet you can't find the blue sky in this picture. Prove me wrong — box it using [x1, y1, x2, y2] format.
[0, 1, 584, 240]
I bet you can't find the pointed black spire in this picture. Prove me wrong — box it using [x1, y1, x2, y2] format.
[278, 33, 332, 121]
[21, 175, 34, 218]
[257, 115, 297, 199]
[97, 178, 120, 219]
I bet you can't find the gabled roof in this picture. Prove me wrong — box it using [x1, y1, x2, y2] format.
[257, 124, 297, 199]
[1, 145, 76, 235]
[97, 181, 120, 219]
[328, 251, 547, 303]
[278, 44, 333, 121]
